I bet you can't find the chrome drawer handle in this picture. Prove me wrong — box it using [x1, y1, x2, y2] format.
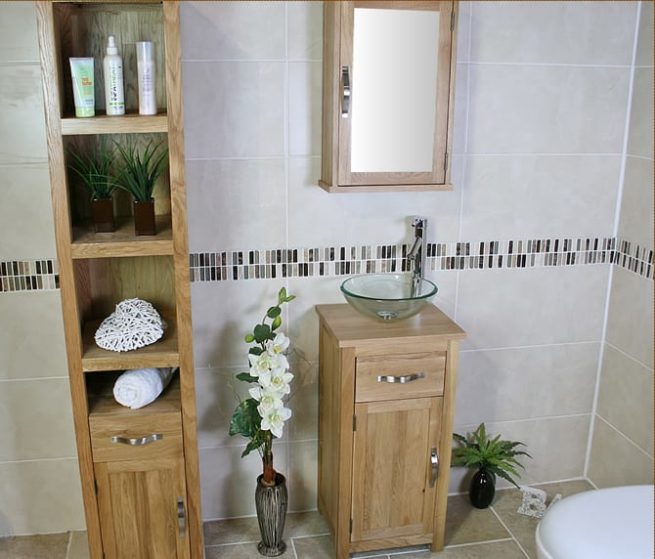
[177, 497, 186, 536]
[376, 372, 425, 384]
[341, 65, 351, 117]
[110, 433, 163, 446]
[430, 448, 439, 487]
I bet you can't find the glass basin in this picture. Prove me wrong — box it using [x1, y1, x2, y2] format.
[340, 273, 437, 321]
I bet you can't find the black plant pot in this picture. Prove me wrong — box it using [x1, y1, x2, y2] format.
[469, 468, 496, 509]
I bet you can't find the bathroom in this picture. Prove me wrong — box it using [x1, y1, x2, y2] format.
[0, 1, 652, 558]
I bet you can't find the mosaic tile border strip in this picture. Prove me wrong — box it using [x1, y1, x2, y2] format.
[188, 236, 653, 283]
[0, 259, 59, 293]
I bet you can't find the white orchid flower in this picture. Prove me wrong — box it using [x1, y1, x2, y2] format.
[266, 332, 290, 355]
[259, 369, 293, 395]
[249, 386, 284, 416]
[261, 406, 292, 438]
[248, 351, 289, 378]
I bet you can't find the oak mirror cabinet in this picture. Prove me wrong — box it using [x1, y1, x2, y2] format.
[320, 1, 458, 193]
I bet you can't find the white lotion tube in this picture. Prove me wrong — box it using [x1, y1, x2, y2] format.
[136, 41, 156, 115]
[103, 35, 125, 116]
[69, 57, 95, 118]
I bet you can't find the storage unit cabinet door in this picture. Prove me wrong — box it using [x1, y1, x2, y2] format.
[95, 457, 190, 559]
[351, 397, 443, 544]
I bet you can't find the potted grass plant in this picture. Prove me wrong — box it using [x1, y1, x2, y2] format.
[68, 141, 116, 233]
[452, 423, 531, 509]
[115, 139, 168, 236]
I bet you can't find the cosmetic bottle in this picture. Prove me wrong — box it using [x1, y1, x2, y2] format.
[103, 35, 125, 116]
[136, 41, 156, 115]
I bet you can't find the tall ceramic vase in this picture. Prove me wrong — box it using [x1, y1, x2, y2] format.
[255, 473, 288, 557]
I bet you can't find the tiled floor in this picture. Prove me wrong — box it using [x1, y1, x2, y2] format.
[0, 480, 593, 559]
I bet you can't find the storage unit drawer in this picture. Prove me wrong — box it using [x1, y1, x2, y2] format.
[355, 352, 445, 403]
[89, 412, 183, 463]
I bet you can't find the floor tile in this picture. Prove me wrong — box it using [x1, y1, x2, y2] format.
[444, 494, 510, 545]
[294, 534, 389, 559]
[0, 532, 69, 559]
[205, 541, 294, 558]
[491, 480, 593, 558]
[67, 531, 90, 559]
[399, 540, 526, 558]
[285, 511, 329, 538]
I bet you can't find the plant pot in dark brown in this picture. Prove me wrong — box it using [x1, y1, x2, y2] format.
[133, 199, 156, 236]
[91, 197, 115, 233]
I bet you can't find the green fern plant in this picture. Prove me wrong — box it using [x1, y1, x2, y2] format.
[115, 140, 168, 202]
[67, 141, 116, 200]
[452, 423, 531, 488]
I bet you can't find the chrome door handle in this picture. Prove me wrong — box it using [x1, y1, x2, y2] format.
[341, 66, 351, 117]
[177, 497, 186, 536]
[376, 372, 425, 384]
[110, 433, 163, 446]
[430, 448, 439, 487]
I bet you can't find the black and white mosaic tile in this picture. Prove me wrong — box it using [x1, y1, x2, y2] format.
[0, 236, 651, 294]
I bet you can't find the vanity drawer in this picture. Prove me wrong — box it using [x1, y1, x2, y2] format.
[89, 412, 183, 463]
[355, 352, 446, 403]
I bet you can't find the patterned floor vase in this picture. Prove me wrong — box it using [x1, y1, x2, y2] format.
[255, 473, 288, 557]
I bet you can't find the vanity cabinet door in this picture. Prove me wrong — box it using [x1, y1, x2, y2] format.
[321, 1, 457, 192]
[94, 456, 191, 559]
[351, 397, 443, 545]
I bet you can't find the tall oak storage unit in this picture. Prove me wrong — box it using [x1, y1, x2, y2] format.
[35, 2, 203, 558]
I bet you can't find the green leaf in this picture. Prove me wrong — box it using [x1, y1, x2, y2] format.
[267, 306, 281, 318]
[241, 439, 262, 458]
[229, 399, 261, 438]
[236, 372, 258, 383]
[271, 315, 282, 330]
[249, 347, 263, 356]
[284, 295, 296, 302]
[245, 333, 255, 343]
[254, 323, 272, 343]
[278, 287, 287, 305]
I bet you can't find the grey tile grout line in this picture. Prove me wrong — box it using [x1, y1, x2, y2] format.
[488, 506, 532, 559]
[65, 530, 73, 559]
[289, 535, 299, 559]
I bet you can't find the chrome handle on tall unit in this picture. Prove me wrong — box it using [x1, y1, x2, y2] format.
[430, 448, 439, 487]
[177, 497, 186, 536]
[341, 66, 351, 117]
[110, 433, 163, 446]
[376, 372, 425, 384]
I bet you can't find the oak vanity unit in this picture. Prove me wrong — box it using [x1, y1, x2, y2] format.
[36, 2, 202, 558]
[316, 304, 465, 558]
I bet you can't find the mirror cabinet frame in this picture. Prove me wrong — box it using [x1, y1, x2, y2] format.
[320, 1, 458, 193]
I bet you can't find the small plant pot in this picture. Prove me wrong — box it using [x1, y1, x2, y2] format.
[255, 473, 288, 557]
[91, 197, 115, 233]
[469, 468, 496, 509]
[133, 199, 156, 236]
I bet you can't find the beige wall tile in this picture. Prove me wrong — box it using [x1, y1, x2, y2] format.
[627, 68, 654, 159]
[0, 165, 56, 260]
[606, 266, 653, 368]
[460, 155, 620, 240]
[618, 156, 654, 250]
[450, 415, 591, 493]
[636, 1, 654, 68]
[182, 62, 285, 159]
[287, 441, 317, 512]
[0, 292, 68, 380]
[287, 2, 323, 60]
[0, 459, 85, 536]
[469, 2, 637, 65]
[0, 378, 76, 461]
[588, 417, 654, 487]
[285, 360, 318, 442]
[186, 158, 286, 252]
[456, 265, 609, 350]
[0, 2, 39, 63]
[467, 65, 629, 154]
[597, 344, 653, 455]
[456, 343, 600, 425]
[180, 2, 285, 61]
[288, 62, 322, 157]
[0, 65, 48, 165]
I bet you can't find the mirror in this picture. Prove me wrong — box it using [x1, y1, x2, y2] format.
[350, 8, 440, 173]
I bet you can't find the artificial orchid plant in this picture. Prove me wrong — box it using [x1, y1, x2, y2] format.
[229, 287, 296, 485]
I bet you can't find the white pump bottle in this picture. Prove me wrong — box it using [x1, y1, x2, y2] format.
[103, 35, 125, 116]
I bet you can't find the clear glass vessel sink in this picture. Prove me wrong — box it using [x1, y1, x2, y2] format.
[340, 273, 438, 321]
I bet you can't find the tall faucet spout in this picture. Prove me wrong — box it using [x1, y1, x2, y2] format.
[408, 216, 427, 298]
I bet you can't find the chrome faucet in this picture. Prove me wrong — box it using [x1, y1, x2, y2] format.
[407, 216, 427, 297]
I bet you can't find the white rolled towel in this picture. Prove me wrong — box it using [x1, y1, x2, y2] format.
[113, 367, 173, 409]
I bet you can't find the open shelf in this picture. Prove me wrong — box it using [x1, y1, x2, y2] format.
[81, 318, 179, 372]
[72, 215, 173, 259]
[61, 113, 169, 136]
[87, 371, 181, 418]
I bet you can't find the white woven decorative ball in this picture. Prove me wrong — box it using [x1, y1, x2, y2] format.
[95, 298, 164, 352]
